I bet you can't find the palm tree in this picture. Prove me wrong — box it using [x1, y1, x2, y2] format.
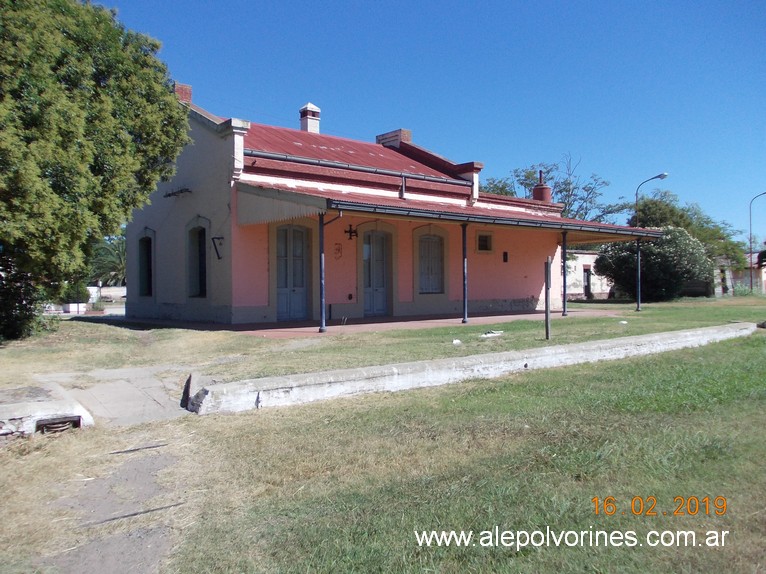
[89, 234, 127, 286]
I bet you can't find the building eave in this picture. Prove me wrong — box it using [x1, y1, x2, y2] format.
[237, 181, 663, 243]
[327, 198, 663, 243]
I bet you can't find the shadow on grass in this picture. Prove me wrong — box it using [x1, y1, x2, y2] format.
[67, 310, 552, 335]
[567, 298, 634, 304]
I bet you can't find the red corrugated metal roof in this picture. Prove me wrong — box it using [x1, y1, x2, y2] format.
[244, 123, 454, 179]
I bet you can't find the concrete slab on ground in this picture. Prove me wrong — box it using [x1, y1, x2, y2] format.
[189, 322, 758, 415]
[63, 367, 189, 427]
[0, 382, 94, 436]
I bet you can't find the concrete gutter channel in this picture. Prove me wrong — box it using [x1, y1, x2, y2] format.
[0, 383, 95, 436]
[186, 322, 758, 415]
[0, 322, 758, 436]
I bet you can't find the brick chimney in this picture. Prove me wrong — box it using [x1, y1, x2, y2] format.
[174, 82, 192, 104]
[299, 103, 320, 133]
[532, 170, 552, 202]
[376, 129, 412, 148]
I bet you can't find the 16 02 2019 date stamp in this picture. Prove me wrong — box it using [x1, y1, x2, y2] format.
[591, 496, 727, 517]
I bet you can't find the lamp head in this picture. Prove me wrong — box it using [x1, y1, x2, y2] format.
[656, 172, 668, 180]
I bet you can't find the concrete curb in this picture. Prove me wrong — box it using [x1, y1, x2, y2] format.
[188, 322, 758, 415]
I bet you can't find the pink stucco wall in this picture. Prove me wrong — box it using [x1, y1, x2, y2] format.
[324, 223, 357, 305]
[485, 227, 558, 299]
[321, 216, 417, 306]
[397, 221, 414, 303]
[447, 226, 559, 303]
[230, 218, 269, 307]
[229, 214, 561, 314]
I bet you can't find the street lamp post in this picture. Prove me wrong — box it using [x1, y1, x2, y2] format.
[749, 191, 766, 293]
[635, 172, 668, 311]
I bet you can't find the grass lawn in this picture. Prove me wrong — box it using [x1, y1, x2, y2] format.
[1, 296, 764, 390]
[0, 298, 764, 572]
[169, 330, 765, 573]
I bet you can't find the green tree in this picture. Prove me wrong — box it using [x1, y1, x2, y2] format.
[89, 233, 127, 287]
[683, 203, 746, 268]
[481, 155, 611, 221]
[0, 250, 43, 339]
[480, 176, 520, 197]
[594, 227, 715, 302]
[627, 191, 693, 229]
[627, 191, 746, 268]
[0, 0, 188, 338]
[506, 162, 560, 198]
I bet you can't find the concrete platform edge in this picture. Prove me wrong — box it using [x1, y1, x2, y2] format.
[189, 322, 757, 415]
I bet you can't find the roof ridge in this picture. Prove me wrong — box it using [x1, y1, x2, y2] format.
[245, 121, 384, 148]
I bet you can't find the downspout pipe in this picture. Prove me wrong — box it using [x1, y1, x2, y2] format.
[317, 212, 344, 333]
[461, 223, 468, 323]
[318, 213, 326, 333]
[561, 231, 568, 316]
[750, 191, 766, 292]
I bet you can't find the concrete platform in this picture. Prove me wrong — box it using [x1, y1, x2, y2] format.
[0, 382, 95, 436]
[188, 322, 758, 415]
[55, 366, 189, 427]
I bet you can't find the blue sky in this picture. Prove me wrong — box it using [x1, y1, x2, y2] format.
[111, 0, 765, 245]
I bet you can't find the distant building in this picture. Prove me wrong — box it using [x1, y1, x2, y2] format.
[731, 253, 766, 295]
[565, 251, 612, 300]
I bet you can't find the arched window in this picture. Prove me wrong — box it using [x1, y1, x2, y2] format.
[138, 237, 153, 297]
[419, 234, 444, 294]
[188, 226, 207, 297]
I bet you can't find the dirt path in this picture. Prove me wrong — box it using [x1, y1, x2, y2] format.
[40, 444, 182, 574]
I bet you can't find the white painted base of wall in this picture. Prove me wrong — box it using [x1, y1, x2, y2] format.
[126, 301, 233, 323]
[188, 322, 757, 415]
[130, 297, 556, 325]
